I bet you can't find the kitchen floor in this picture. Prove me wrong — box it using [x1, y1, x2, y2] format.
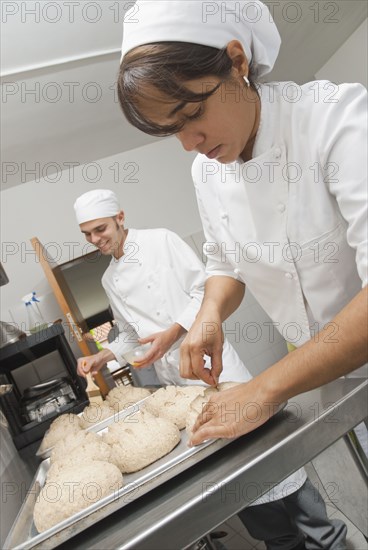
[210, 463, 368, 550]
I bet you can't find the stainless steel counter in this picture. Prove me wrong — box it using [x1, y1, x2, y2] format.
[52, 377, 367, 550]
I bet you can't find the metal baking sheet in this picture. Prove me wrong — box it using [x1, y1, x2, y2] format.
[8, 402, 287, 550]
[6, 434, 231, 549]
[35, 395, 152, 459]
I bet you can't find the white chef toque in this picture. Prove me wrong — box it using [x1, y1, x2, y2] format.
[121, 0, 281, 78]
[74, 189, 120, 224]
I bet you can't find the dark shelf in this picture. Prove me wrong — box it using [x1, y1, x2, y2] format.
[84, 309, 114, 331]
[0, 323, 66, 366]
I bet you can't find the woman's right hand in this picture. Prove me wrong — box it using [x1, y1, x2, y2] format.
[180, 276, 245, 386]
[77, 349, 114, 377]
[180, 306, 224, 386]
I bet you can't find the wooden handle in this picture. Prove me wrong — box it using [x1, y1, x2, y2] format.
[86, 372, 100, 392]
[30, 236, 110, 397]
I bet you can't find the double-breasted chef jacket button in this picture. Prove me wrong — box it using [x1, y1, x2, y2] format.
[156, 311, 160, 316]
[234, 268, 240, 275]
[274, 147, 282, 160]
[285, 272, 293, 280]
[277, 203, 286, 213]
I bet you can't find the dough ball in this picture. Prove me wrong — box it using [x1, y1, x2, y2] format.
[79, 401, 117, 428]
[33, 461, 123, 533]
[185, 394, 212, 438]
[105, 385, 151, 410]
[50, 431, 101, 464]
[144, 385, 205, 429]
[185, 382, 242, 437]
[204, 387, 218, 398]
[48, 436, 115, 479]
[39, 413, 83, 452]
[104, 409, 180, 473]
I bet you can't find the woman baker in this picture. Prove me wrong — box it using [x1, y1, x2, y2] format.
[116, 1, 367, 548]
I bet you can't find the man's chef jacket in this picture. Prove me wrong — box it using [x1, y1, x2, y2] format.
[103, 228, 252, 386]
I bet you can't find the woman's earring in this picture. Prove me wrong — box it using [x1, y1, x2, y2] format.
[243, 75, 250, 87]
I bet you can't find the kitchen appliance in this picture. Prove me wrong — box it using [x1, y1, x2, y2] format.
[20, 378, 77, 424]
[0, 263, 88, 448]
[0, 323, 89, 449]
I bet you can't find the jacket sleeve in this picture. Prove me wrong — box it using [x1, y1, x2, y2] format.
[319, 82, 368, 287]
[192, 162, 244, 282]
[163, 230, 206, 331]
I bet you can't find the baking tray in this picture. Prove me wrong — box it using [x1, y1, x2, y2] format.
[6, 435, 231, 549]
[7, 402, 287, 550]
[35, 395, 152, 460]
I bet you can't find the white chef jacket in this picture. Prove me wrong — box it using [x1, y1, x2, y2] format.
[103, 227, 306, 502]
[193, 81, 367, 349]
[103, 228, 252, 386]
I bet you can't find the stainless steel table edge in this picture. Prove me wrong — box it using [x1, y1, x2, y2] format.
[54, 377, 367, 550]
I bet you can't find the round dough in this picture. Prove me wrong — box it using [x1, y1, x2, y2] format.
[79, 401, 117, 428]
[144, 385, 205, 429]
[185, 393, 211, 438]
[39, 413, 83, 452]
[105, 385, 151, 410]
[34, 461, 123, 533]
[48, 436, 115, 479]
[185, 384, 240, 437]
[104, 409, 180, 473]
[49, 430, 101, 463]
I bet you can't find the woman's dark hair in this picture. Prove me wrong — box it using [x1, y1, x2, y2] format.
[117, 42, 239, 136]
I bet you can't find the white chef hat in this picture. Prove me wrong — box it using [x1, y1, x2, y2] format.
[74, 189, 120, 224]
[121, 0, 281, 78]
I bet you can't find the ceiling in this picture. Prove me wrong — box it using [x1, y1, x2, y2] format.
[1, 0, 367, 191]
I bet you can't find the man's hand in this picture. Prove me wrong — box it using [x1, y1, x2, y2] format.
[180, 307, 224, 387]
[77, 349, 115, 377]
[134, 324, 186, 368]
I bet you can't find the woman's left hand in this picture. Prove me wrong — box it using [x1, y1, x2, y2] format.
[190, 379, 276, 445]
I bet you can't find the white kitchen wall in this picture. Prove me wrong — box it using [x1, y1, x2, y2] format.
[315, 18, 367, 86]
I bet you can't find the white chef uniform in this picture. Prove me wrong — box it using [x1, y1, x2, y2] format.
[188, 80, 366, 506]
[193, 81, 367, 356]
[103, 227, 252, 386]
